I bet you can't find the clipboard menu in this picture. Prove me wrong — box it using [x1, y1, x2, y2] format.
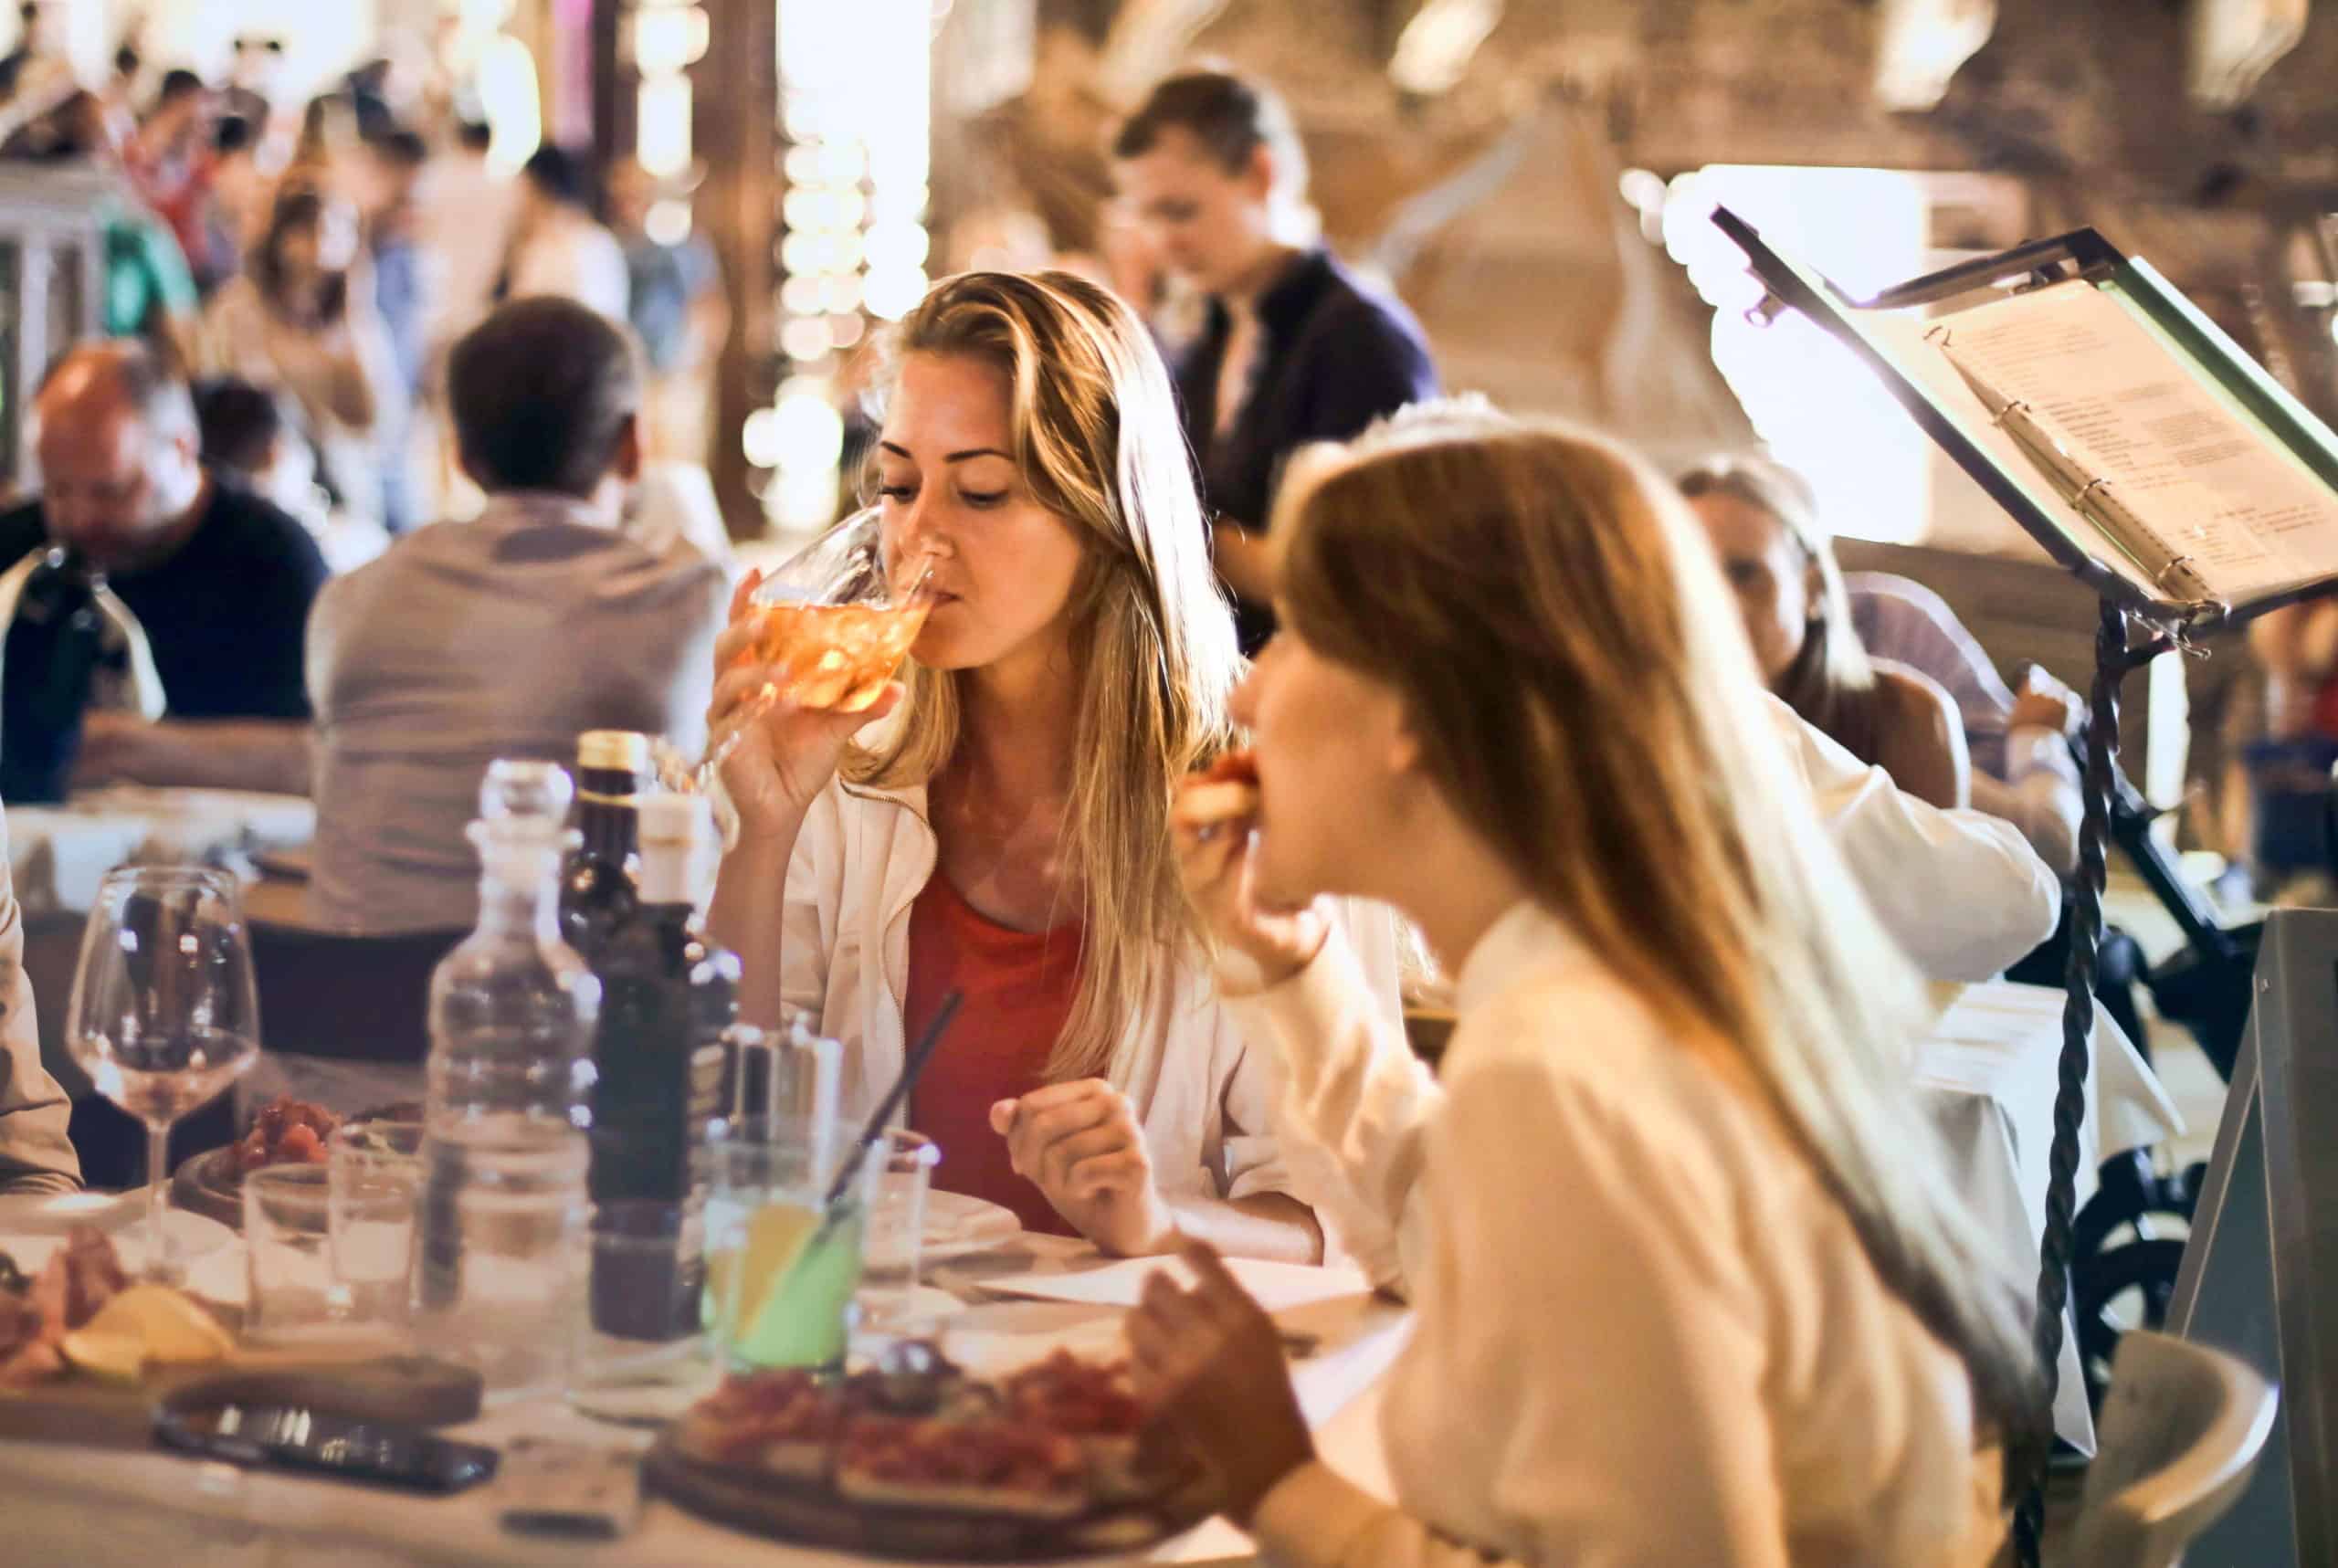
[1714, 209, 2338, 628]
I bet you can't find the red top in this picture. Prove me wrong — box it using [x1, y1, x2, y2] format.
[903, 870, 1084, 1237]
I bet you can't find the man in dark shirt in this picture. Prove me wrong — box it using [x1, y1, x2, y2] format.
[1115, 68, 1439, 653]
[0, 342, 324, 797]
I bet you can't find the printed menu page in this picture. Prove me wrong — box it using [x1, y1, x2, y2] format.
[1930, 280, 2338, 605]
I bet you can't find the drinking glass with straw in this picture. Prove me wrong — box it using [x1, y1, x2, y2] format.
[704, 994, 963, 1372]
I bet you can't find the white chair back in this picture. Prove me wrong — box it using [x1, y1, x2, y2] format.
[2070, 1330, 2278, 1568]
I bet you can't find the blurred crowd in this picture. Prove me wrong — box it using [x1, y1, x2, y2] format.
[0, 15, 728, 560]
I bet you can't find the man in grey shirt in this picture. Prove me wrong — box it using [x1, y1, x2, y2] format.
[0, 805, 79, 1193]
[306, 297, 728, 935]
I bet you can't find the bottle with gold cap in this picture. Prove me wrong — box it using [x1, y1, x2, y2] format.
[563, 730, 650, 959]
[581, 791, 735, 1351]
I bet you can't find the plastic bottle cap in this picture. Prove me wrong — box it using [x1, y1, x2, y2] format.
[634, 794, 711, 904]
[577, 731, 653, 773]
[479, 760, 575, 822]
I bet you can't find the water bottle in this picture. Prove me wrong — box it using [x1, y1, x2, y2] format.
[411, 761, 602, 1401]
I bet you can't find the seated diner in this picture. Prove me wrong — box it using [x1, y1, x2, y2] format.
[1149, 406, 2042, 1565]
[706, 268, 1403, 1261]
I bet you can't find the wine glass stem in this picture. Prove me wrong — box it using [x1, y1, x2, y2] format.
[145, 1119, 180, 1284]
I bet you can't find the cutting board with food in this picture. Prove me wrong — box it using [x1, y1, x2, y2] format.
[173, 1096, 418, 1227]
[646, 1344, 1216, 1562]
[0, 1225, 479, 1449]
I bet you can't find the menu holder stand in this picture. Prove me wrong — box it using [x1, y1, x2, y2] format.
[1712, 207, 2338, 1566]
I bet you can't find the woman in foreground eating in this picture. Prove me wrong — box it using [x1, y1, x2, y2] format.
[707, 269, 1397, 1261]
[1143, 408, 2042, 1564]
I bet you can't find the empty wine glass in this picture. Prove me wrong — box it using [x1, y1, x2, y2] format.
[68, 865, 261, 1283]
[692, 506, 940, 790]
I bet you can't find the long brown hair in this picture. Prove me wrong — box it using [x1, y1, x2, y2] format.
[1274, 406, 2047, 1470]
[250, 184, 352, 325]
[846, 270, 1240, 1082]
[1679, 454, 1890, 765]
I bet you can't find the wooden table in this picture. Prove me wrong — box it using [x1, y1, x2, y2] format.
[7, 786, 313, 918]
[0, 1232, 1410, 1566]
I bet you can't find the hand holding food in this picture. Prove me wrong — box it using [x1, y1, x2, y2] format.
[1171, 751, 1329, 987]
[1124, 1239, 1315, 1526]
[987, 1080, 1175, 1258]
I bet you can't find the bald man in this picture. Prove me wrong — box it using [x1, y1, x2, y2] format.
[0, 342, 324, 799]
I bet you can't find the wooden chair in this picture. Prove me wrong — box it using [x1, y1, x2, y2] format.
[2069, 1330, 2278, 1568]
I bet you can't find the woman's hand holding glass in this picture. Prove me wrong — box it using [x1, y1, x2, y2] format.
[709, 567, 906, 837]
[1126, 1239, 1315, 1526]
[1170, 772, 1328, 989]
[987, 1079, 1174, 1257]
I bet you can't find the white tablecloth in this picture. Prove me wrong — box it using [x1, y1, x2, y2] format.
[1915, 980, 2185, 1456]
[8, 786, 314, 916]
[0, 1232, 1409, 1566]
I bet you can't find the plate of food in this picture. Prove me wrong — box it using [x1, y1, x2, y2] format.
[0, 1193, 236, 1279]
[647, 1344, 1214, 1561]
[920, 1192, 1022, 1260]
[169, 1095, 352, 1227]
[0, 1225, 480, 1445]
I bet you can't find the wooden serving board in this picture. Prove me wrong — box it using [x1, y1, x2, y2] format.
[643, 1434, 1217, 1563]
[170, 1147, 244, 1229]
[0, 1350, 482, 1451]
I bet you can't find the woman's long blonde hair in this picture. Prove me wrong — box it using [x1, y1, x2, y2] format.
[846, 270, 1240, 1080]
[1274, 407, 2047, 1468]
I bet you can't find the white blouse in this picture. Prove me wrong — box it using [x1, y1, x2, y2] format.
[1769, 694, 2059, 984]
[1231, 904, 2005, 1568]
[775, 777, 1406, 1210]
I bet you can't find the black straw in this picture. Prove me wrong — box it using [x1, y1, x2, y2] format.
[823, 989, 963, 1210]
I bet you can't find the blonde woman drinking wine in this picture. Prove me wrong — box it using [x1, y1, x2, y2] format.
[1146, 407, 2042, 1564]
[706, 270, 1398, 1262]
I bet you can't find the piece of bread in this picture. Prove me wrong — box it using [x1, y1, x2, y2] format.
[675, 1369, 844, 1479]
[1177, 749, 1261, 828]
[1002, 1351, 1158, 1501]
[1175, 779, 1259, 825]
[837, 1415, 1087, 1520]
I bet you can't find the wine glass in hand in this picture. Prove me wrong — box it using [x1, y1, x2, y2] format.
[68, 866, 261, 1283]
[700, 505, 938, 806]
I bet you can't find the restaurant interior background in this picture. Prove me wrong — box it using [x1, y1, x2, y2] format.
[4, 0, 2333, 823]
[11, 0, 2324, 834]
[0, 0, 2320, 1166]
[0, 0, 2331, 1555]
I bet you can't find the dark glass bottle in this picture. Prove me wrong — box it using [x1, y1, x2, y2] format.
[584, 792, 737, 1340]
[561, 730, 649, 959]
[2, 549, 133, 804]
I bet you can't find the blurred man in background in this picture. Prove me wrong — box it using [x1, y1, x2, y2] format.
[0, 343, 323, 798]
[307, 299, 724, 933]
[1113, 68, 1438, 655]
